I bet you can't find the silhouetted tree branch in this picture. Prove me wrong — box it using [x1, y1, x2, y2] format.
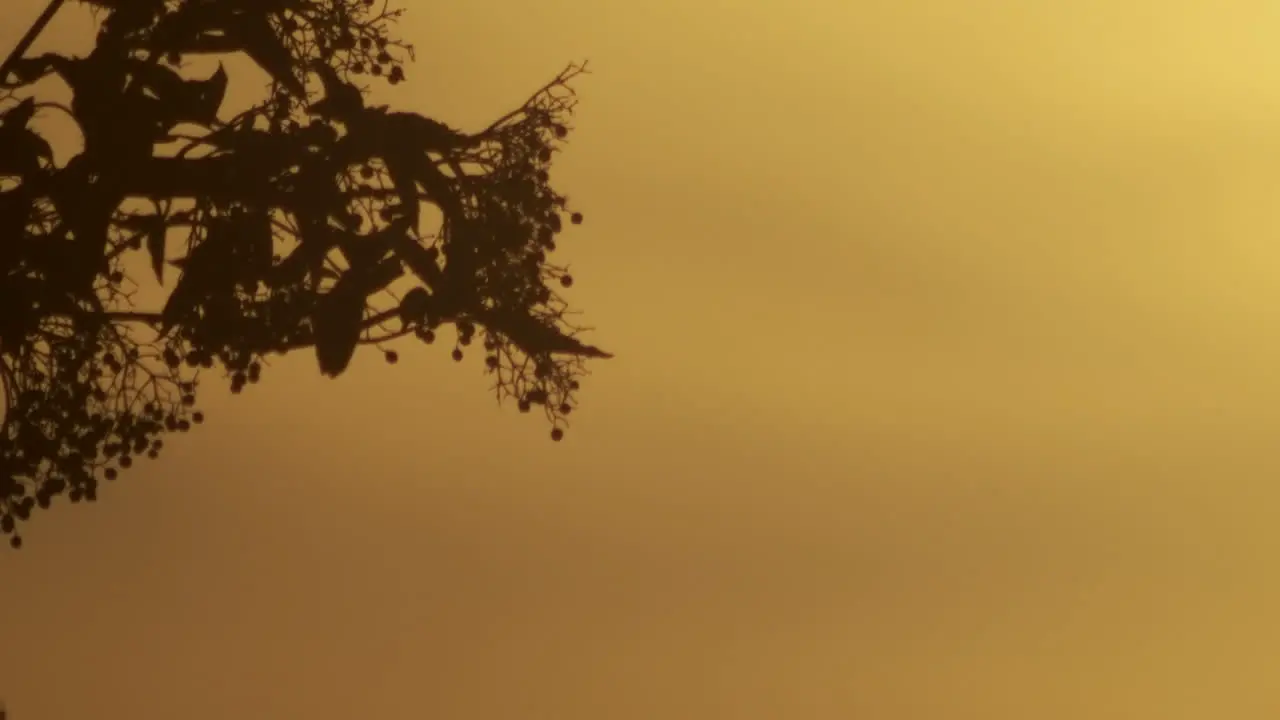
[0, 0, 610, 548]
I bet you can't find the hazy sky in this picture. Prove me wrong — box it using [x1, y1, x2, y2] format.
[6, 1, 1280, 717]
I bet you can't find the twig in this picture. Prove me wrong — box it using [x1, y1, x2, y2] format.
[476, 60, 589, 138]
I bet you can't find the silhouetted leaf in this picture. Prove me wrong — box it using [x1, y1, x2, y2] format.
[479, 309, 613, 359]
[390, 232, 442, 289]
[0, 279, 37, 353]
[0, 128, 52, 177]
[131, 61, 229, 127]
[309, 61, 364, 120]
[146, 220, 166, 284]
[57, 49, 133, 153]
[196, 63, 230, 122]
[0, 188, 34, 265]
[381, 110, 470, 152]
[115, 210, 170, 282]
[153, 4, 305, 96]
[359, 256, 405, 297]
[239, 210, 275, 281]
[397, 287, 431, 325]
[279, 216, 339, 282]
[95, 0, 166, 38]
[0, 99, 53, 177]
[1, 54, 59, 87]
[312, 274, 366, 377]
[161, 225, 235, 330]
[1, 98, 36, 130]
[340, 215, 409, 266]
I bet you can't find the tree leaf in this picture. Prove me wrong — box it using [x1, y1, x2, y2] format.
[160, 262, 202, 331]
[241, 210, 275, 280]
[309, 62, 364, 120]
[1, 54, 60, 87]
[194, 63, 229, 124]
[0, 127, 52, 177]
[97, 0, 166, 38]
[479, 308, 612, 359]
[389, 233, 442, 289]
[233, 14, 305, 96]
[397, 287, 431, 326]
[131, 61, 228, 127]
[383, 111, 470, 151]
[312, 273, 366, 377]
[359, 256, 404, 297]
[1, 98, 36, 130]
[380, 153, 424, 231]
[0, 187, 34, 265]
[151, 6, 304, 96]
[146, 221, 166, 284]
[161, 226, 234, 330]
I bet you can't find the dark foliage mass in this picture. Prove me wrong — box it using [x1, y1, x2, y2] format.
[0, 0, 610, 548]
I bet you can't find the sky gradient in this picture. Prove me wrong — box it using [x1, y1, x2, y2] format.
[5, 1, 1280, 717]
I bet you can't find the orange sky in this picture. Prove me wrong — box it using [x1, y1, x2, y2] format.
[5, 1, 1280, 717]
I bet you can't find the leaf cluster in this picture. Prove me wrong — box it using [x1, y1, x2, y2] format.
[0, 0, 607, 548]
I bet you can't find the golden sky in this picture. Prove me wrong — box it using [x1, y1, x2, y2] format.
[6, 0, 1280, 717]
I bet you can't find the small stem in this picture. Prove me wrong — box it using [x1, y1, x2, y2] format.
[0, 0, 68, 86]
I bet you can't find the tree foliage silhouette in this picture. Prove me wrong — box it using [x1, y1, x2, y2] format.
[0, 0, 610, 549]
